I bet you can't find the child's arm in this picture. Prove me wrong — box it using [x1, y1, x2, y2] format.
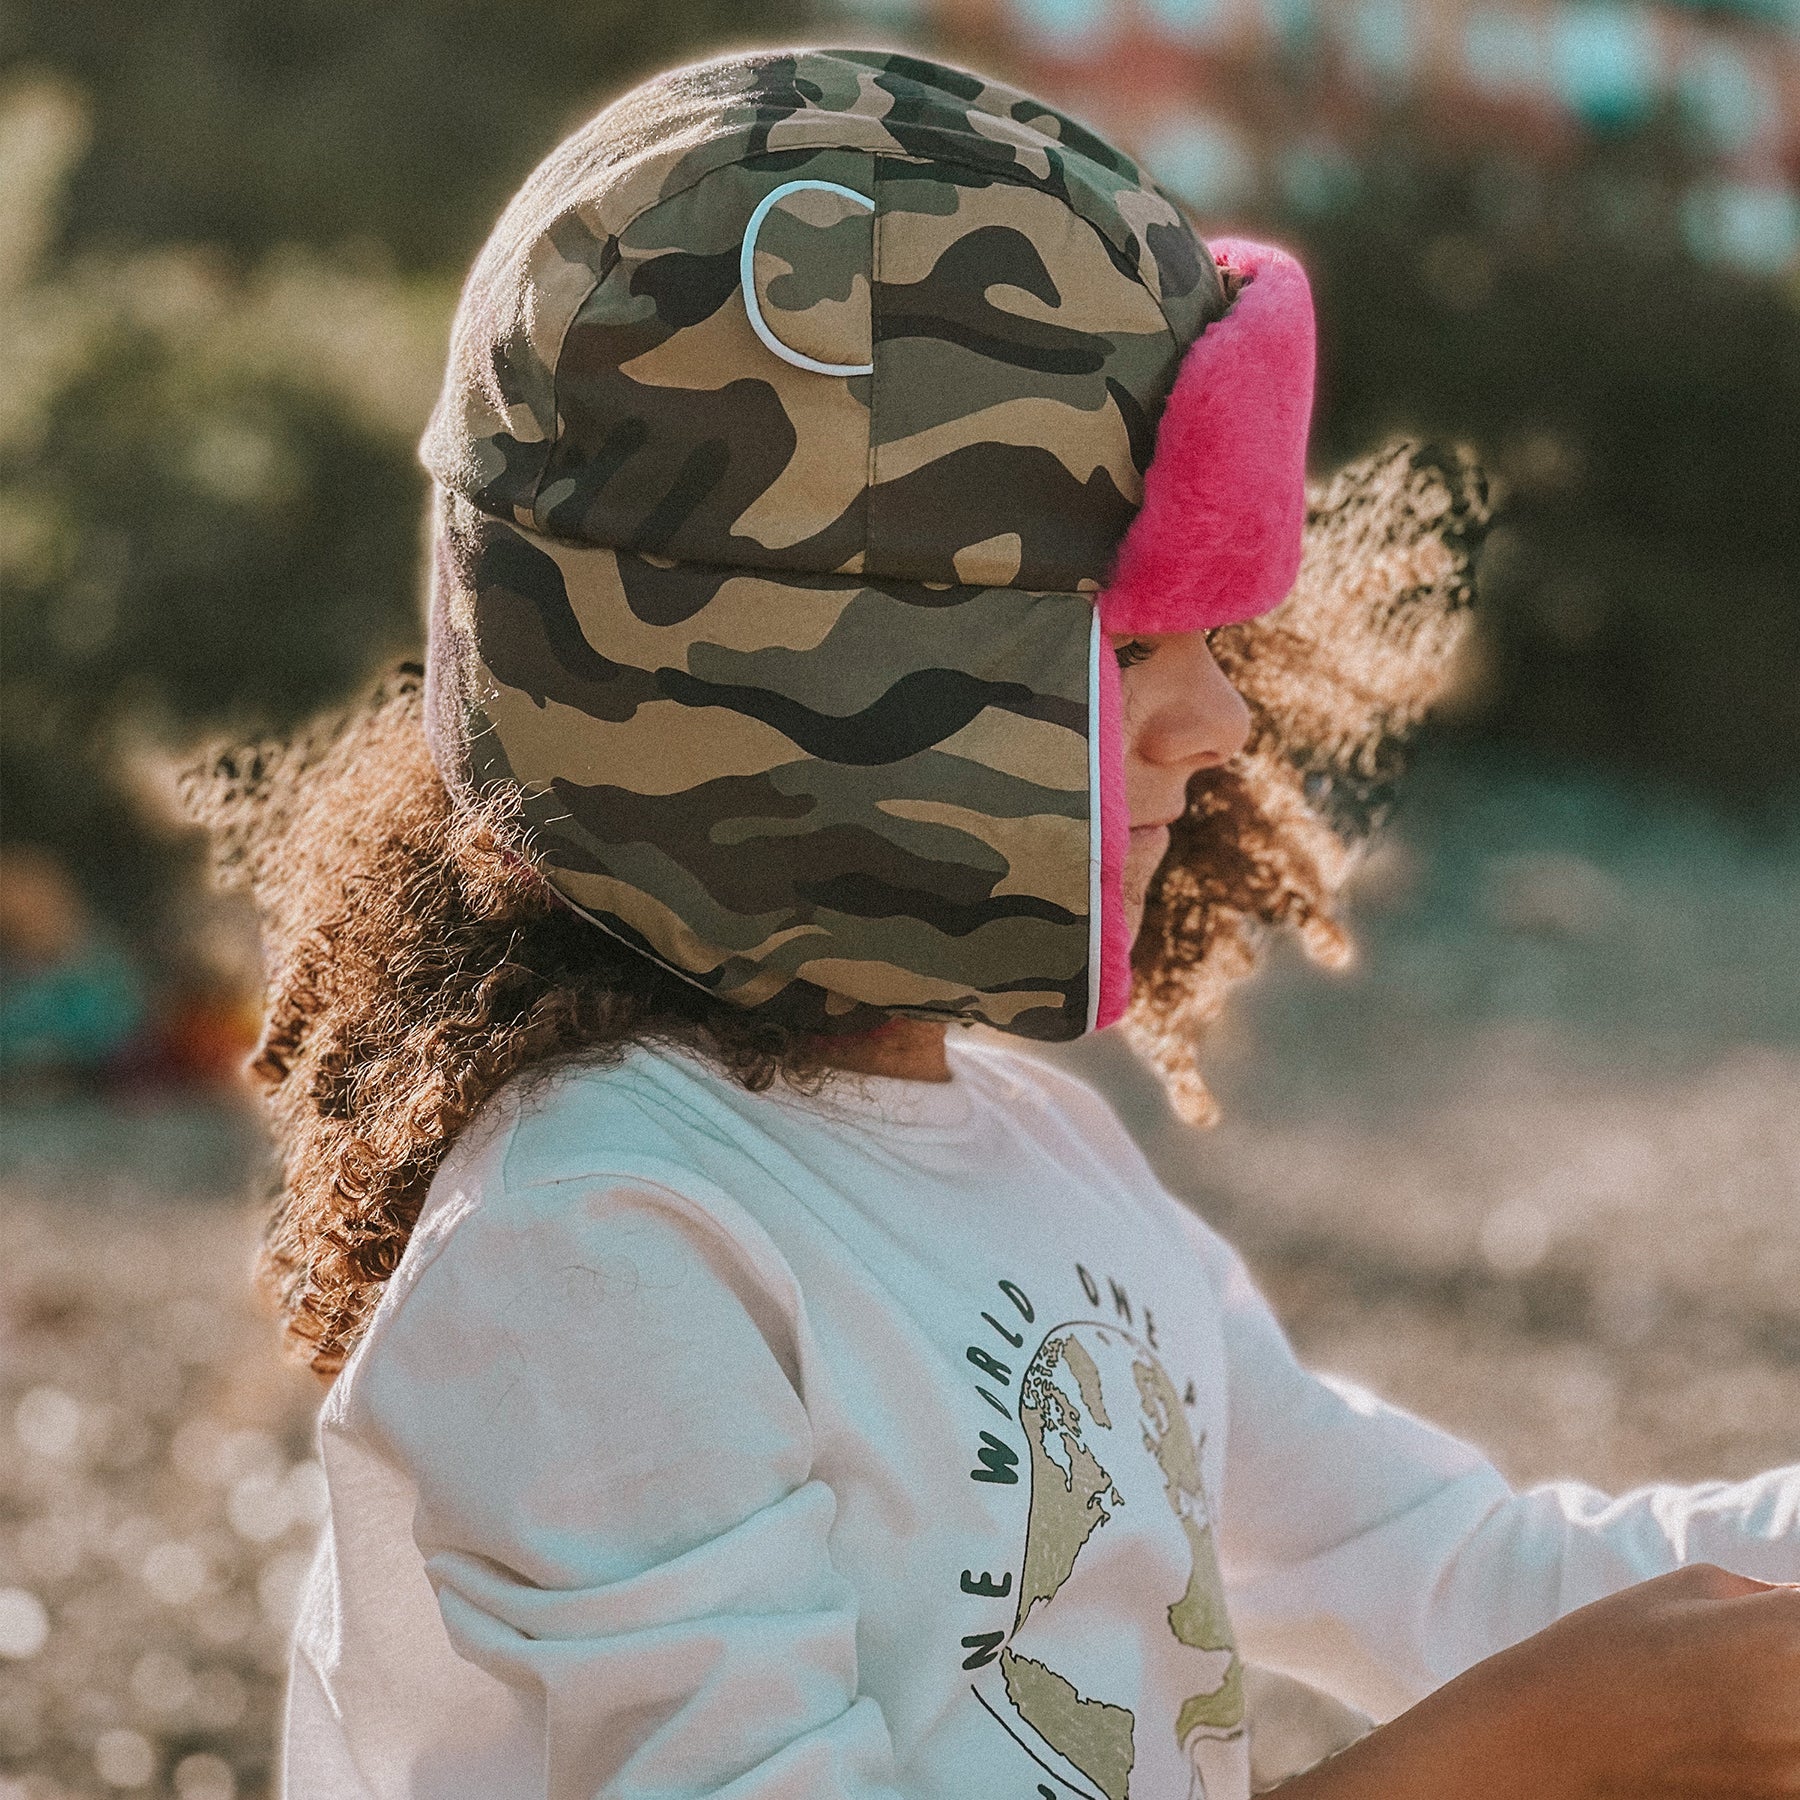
[342, 1173, 907, 1799]
[1192, 1225, 1800, 1721]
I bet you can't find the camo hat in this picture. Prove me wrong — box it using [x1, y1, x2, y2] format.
[421, 47, 1315, 1042]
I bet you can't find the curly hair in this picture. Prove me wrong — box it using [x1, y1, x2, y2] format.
[183, 440, 1488, 1374]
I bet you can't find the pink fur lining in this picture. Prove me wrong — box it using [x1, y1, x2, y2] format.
[1084, 240, 1315, 1032]
[1098, 239, 1315, 634]
[1093, 636, 1133, 1030]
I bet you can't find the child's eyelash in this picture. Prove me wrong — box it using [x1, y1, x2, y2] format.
[1113, 639, 1154, 670]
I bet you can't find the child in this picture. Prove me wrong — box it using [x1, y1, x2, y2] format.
[188, 47, 1800, 1800]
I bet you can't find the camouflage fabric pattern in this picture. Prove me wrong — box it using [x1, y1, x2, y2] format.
[424, 49, 1230, 1038]
[436, 494, 1096, 1035]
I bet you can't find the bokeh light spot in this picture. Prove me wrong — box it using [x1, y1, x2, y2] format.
[0, 1588, 50, 1660]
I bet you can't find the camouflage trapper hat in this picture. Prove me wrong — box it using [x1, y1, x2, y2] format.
[422, 47, 1316, 1041]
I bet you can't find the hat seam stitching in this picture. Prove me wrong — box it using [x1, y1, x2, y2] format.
[526, 140, 1182, 530]
[529, 140, 921, 530]
[460, 518, 1102, 602]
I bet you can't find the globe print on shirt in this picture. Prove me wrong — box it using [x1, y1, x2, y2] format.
[971, 1319, 1248, 1800]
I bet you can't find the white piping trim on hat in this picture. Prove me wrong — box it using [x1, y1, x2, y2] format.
[1084, 608, 1102, 1036]
[740, 180, 876, 378]
[536, 873, 729, 1005]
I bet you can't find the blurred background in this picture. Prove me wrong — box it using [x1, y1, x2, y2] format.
[1, 0, 1796, 1793]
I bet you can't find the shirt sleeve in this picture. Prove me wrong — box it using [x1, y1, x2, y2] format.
[1197, 1224, 1800, 1722]
[348, 1171, 906, 1800]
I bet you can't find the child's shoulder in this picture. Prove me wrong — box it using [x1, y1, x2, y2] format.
[409, 1043, 791, 1252]
[345, 1045, 803, 1372]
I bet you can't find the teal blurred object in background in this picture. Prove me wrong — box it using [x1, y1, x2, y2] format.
[0, 949, 143, 1080]
[0, 847, 145, 1084]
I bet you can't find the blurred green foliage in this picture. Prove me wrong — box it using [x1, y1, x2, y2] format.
[17, 0, 809, 273]
[1, 0, 813, 946]
[1294, 122, 1800, 795]
[1, 0, 1795, 964]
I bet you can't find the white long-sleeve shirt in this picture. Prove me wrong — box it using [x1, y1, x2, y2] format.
[285, 1031, 1799, 1800]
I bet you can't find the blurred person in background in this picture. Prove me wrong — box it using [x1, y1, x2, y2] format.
[183, 46, 1800, 1800]
[0, 845, 146, 1090]
[0, 842, 259, 1097]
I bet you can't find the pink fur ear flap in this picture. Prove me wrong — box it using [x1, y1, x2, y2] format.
[1099, 239, 1315, 635]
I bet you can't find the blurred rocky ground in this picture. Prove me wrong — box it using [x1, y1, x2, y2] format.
[1068, 751, 1800, 1494]
[0, 1188, 313, 1800]
[3, 752, 1799, 1797]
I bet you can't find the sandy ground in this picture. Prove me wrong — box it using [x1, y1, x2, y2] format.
[1, 1187, 313, 1800]
[3, 755, 1797, 1796]
[1058, 1027, 1800, 1494]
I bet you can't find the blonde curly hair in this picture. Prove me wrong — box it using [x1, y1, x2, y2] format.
[184, 440, 1487, 1374]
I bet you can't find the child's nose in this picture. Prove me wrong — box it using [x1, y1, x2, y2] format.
[1141, 634, 1251, 772]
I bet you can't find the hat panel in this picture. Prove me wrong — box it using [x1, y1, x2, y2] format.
[420, 48, 1228, 543]
[438, 507, 1096, 1039]
[838, 49, 1220, 326]
[421, 208, 613, 522]
[418, 51, 904, 528]
[416, 55, 784, 520]
[839, 49, 1140, 182]
[867, 159, 1178, 590]
[534, 150, 877, 575]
